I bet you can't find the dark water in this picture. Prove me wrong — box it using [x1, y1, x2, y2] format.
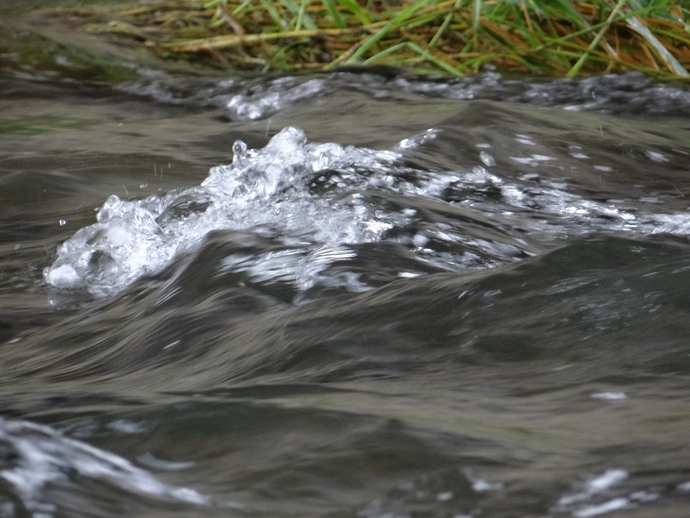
[2, 71, 690, 518]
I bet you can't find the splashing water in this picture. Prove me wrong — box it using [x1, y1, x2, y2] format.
[44, 121, 690, 298]
[44, 127, 402, 296]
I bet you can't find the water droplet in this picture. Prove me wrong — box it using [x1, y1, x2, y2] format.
[232, 140, 248, 161]
[480, 151, 496, 167]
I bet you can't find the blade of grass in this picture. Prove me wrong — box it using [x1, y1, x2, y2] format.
[279, 0, 318, 30]
[405, 11, 450, 30]
[542, 0, 589, 28]
[520, 0, 534, 32]
[168, 27, 364, 51]
[556, 35, 677, 77]
[337, 0, 371, 25]
[472, 0, 482, 33]
[404, 29, 466, 71]
[461, 52, 501, 72]
[430, 0, 465, 47]
[322, 0, 346, 28]
[294, 0, 313, 31]
[216, 5, 246, 33]
[347, 0, 433, 63]
[259, 0, 289, 29]
[624, 15, 689, 76]
[654, 28, 690, 47]
[323, 39, 364, 69]
[364, 41, 464, 76]
[232, 0, 253, 16]
[567, 0, 627, 78]
[478, 21, 547, 74]
[543, 0, 619, 60]
[362, 41, 409, 63]
[406, 41, 464, 76]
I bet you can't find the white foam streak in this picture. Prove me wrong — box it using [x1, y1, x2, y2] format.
[586, 470, 628, 492]
[573, 498, 631, 518]
[555, 469, 637, 517]
[591, 392, 627, 401]
[226, 78, 326, 120]
[0, 418, 208, 515]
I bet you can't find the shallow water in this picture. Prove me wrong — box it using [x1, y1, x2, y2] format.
[2, 71, 690, 517]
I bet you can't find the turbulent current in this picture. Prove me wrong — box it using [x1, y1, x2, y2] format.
[2, 71, 690, 517]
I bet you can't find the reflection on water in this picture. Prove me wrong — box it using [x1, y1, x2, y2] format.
[1, 72, 690, 517]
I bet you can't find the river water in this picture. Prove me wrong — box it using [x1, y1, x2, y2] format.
[2, 70, 690, 517]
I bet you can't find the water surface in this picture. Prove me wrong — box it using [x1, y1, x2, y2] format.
[2, 72, 690, 517]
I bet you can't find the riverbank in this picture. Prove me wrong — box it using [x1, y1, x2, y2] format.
[16, 0, 690, 80]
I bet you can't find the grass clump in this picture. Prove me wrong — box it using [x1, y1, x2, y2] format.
[49, 0, 690, 78]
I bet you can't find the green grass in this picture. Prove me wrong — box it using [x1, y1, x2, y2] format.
[49, 0, 690, 78]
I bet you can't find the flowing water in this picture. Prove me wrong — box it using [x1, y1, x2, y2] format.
[2, 70, 690, 517]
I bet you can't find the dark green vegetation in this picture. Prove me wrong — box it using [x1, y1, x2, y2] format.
[23, 0, 690, 79]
